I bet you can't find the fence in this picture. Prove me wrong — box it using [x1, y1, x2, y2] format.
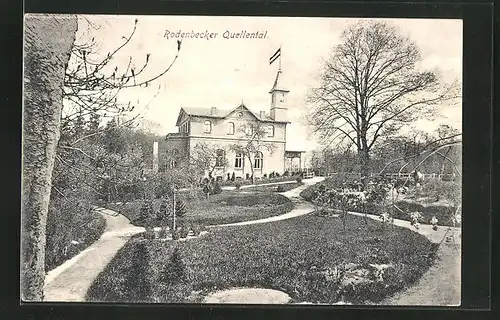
[325, 172, 457, 180]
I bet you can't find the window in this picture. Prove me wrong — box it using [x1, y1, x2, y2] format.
[280, 92, 285, 102]
[215, 149, 225, 167]
[272, 94, 276, 104]
[170, 149, 178, 168]
[245, 124, 253, 136]
[228, 122, 235, 135]
[204, 120, 212, 133]
[254, 152, 263, 169]
[234, 153, 243, 169]
[267, 125, 275, 137]
[180, 121, 190, 133]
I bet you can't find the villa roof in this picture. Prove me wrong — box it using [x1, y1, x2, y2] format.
[176, 103, 290, 126]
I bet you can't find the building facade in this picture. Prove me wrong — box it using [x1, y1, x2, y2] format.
[165, 69, 303, 180]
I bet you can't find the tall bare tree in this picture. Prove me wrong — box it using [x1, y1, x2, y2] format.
[22, 14, 78, 301]
[231, 123, 276, 184]
[307, 21, 459, 180]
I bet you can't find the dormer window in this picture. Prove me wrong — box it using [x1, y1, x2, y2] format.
[204, 120, 212, 133]
[280, 93, 285, 102]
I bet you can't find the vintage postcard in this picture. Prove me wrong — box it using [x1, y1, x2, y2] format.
[22, 14, 462, 305]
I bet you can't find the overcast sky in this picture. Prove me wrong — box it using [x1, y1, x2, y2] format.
[75, 15, 462, 152]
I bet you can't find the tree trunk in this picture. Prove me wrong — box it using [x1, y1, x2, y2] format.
[358, 148, 370, 188]
[21, 14, 77, 301]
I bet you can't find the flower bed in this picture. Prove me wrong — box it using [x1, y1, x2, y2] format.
[220, 175, 301, 187]
[300, 178, 461, 227]
[244, 182, 304, 193]
[86, 214, 438, 304]
[392, 200, 461, 227]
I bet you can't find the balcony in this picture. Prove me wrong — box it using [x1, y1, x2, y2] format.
[166, 132, 189, 139]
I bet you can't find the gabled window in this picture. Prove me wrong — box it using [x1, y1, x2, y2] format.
[234, 153, 243, 169]
[204, 120, 212, 133]
[267, 125, 275, 137]
[228, 122, 235, 135]
[215, 149, 225, 167]
[254, 152, 263, 169]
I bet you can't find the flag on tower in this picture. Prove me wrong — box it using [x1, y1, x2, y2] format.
[269, 48, 281, 65]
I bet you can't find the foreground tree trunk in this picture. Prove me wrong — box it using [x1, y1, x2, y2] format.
[21, 14, 77, 301]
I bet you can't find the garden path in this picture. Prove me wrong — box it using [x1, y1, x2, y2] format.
[209, 177, 325, 227]
[346, 211, 461, 306]
[43, 207, 145, 302]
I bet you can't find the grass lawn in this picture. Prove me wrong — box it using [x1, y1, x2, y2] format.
[86, 214, 438, 304]
[106, 191, 294, 226]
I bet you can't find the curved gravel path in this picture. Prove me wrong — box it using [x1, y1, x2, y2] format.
[207, 177, 324, 228]
[43, 208, 145, 302]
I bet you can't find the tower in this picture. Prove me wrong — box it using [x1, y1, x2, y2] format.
[269, 69, 289, 122]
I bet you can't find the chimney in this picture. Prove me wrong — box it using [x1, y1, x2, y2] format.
[210, 107, 217, 115]
[152, 142, 159, 174]
[260, 111, 266, 119]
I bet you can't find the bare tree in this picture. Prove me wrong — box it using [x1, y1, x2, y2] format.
[22, 15, 181, 301]
[231, 122, 277, 184]
[54, 16, 182, 203]
[190, 142, 229, 178]
[22, 14, 78, 301]
[307, 20, 460, 180]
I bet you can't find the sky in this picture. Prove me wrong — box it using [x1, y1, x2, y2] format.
[74, 15, 462, 153]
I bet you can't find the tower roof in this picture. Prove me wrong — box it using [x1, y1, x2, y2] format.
[269, 69, 290, 93]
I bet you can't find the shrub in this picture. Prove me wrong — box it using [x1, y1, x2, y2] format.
[234, 182, 242, 190]
[213, 182, 222, 195]
[175, 198, 187, 217]
[191, 224, 202, 236]
[159, 247, 188, 284]
[179, 226, 190, 238]
[132, 199, 156, 228]
[227, 173, 231, 181]
[277, 185, 286, 192]
[231, 172, 235, 182]
[172, 229, 181, 240]
[296, 177, 303, 183]
[156, 197, 172, 225]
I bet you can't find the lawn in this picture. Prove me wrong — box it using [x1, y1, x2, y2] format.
[106, 191, 294, 226]
[86, 214, 438, 304]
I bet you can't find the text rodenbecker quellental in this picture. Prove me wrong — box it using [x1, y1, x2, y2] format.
[164, 30, 268, 40]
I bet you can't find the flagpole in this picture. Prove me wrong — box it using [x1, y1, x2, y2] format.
[279, 45, 282, 71]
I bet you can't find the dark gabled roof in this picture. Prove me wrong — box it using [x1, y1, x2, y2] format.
[175, 103, 290, 126]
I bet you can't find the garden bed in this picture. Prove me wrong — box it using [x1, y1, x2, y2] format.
[243, 182, 304, 193]
[106, 191, 294, 226]
[220, 175, 302, 187]
[86, 214, 438, 304]
[300, 179, 461, 227]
